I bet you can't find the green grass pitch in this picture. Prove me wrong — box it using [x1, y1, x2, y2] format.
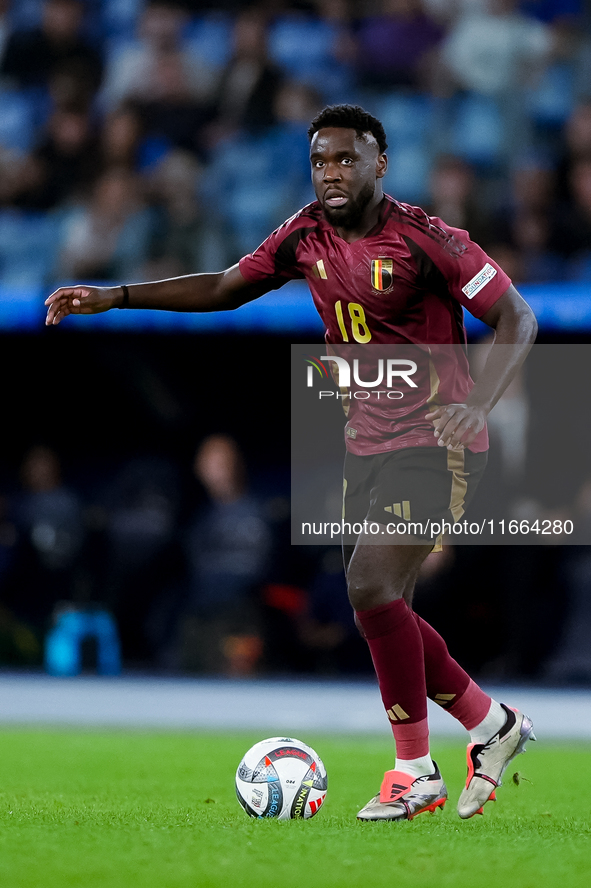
[0, 729, 590, 888]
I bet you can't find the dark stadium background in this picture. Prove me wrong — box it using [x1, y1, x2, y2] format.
[1, 0, 591, 687]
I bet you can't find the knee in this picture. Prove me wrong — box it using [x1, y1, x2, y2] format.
[346, 569, 403, 613]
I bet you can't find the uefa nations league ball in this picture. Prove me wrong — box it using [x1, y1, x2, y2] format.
[235, 737, 328, 819]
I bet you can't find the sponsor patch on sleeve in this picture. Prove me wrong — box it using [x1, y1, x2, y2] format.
[461, 263, 497, 299]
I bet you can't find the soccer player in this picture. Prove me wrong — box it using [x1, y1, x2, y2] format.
[45, 104, 538, 822]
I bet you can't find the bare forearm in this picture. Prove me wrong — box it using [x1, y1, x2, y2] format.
[467, 297, 538, 413]
[44, 263, 265, 325]
[123, 271, 233, 312]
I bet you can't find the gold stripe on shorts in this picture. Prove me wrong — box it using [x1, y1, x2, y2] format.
[447, 449, 468, 522]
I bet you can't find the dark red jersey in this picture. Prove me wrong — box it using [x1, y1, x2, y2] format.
[239, 195, 511, 455]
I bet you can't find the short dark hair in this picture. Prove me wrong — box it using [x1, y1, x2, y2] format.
[308, 104, 388, 153]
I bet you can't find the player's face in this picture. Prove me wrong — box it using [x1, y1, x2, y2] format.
[310, 127, 387, 230]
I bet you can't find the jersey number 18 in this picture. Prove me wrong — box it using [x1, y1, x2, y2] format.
[335, 301, 372, 343]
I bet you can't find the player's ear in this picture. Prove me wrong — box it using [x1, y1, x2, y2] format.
[376, 153, 387, 179]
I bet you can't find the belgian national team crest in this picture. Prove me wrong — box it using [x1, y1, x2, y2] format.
[371, 258, 394, 292]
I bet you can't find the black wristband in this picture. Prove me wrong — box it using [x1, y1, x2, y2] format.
[119, 284, 130, 309]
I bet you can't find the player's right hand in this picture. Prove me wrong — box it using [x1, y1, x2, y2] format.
[44, 285, 123, 326]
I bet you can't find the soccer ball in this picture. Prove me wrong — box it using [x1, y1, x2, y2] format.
[235, 736, 327, 820]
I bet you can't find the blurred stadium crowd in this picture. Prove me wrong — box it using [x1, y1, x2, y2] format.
[1, 0, 591, 285]
[2, 0, 591, 685]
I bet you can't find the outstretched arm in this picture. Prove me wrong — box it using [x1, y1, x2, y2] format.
[425, 283, 538, 449]
[45, 264, 273, 326]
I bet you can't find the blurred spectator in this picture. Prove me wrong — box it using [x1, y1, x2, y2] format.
[301, 547, 371, 675]
[426, 154, 493, 246]
[2, 106, 99, 211]
[544, 549, 591, 684]
[440, 0, 552, 97]
[555, 100, 591, 200]
[544, 477, 591, 683]
[552, 158, 591, 275]
[490, 156, 565, 281]
[99, 102, 145, 173]
[564, 100, 591, 161]
[510, 155, 557, 212]
[129, 47, 213, 161]
[99, 455, 182, 665]
[47, 56, 101, 113]
[56, 166, 154, 281]
[0, 490, 17, 595]
[270, 79, 322, 199]
[574, 23, 591, 101]
[7, 445, 85, 631]
[351, 0, 444, 93]
[510, 208, 565, 281]
[100, 0, 217, 112]
[437, 3, 553, 162]
[205, 8, 284, 149]
[481, 545, 567, 680]
[0, 1, 9, 66]
[0, 0, 102, 93]
[260, 545, 372, 677]
[266, 0, 354, 101]
[143, 148, 207, 279]
[0, 603, 40, 666]
[0, 487, 41, 666]
[178, 434, 272, 675]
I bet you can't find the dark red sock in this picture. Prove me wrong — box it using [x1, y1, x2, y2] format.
[356, 599, 429, 759]
[412, 612, 491, 730]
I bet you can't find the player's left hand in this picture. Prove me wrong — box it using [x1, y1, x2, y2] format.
[425, 403, 487, 450]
